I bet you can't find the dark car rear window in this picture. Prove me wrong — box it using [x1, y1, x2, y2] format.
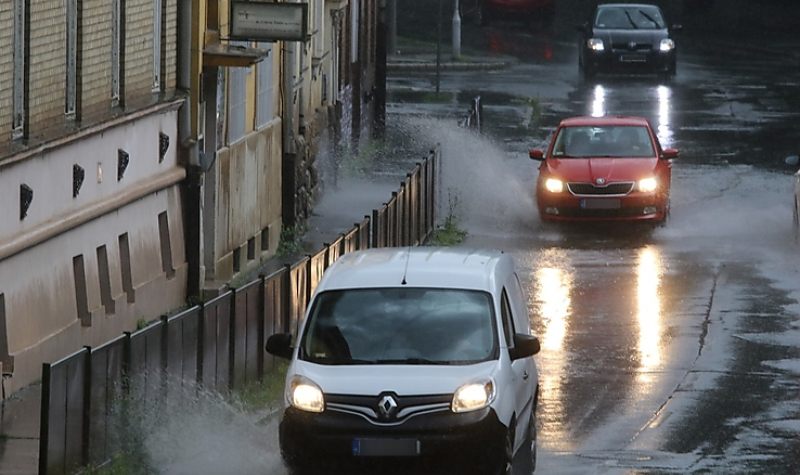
[299, 288, 498, 365]
[594, 6, 665, 30]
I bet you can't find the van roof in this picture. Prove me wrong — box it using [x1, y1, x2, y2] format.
[315, 247, 510, 294]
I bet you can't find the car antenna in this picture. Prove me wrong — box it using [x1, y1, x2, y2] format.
[401, 247, 411, 285]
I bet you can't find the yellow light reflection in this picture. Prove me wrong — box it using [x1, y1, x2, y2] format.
[656, 85, 673, 147]
[532, 255, 573, 452]
[591, 84, 606, 117]
[537, 268, 571, 351]
[636, 247, 663, 380]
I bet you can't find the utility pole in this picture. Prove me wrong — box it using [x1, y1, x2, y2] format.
[452, 0, 461, 59]
[436, 0, 442, 93]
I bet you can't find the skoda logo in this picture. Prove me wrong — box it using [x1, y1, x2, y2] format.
[596, 178, 606, 185]
[377, 394, 398, 418]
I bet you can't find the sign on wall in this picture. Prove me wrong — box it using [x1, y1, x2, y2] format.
[230, 1, 309, 42]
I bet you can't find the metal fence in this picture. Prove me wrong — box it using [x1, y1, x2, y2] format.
[38, 148, 439, 475]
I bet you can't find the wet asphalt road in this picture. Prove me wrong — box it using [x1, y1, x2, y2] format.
[387, 17, 800, 475]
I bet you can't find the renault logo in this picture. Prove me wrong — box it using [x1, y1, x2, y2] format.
[628, 41, 637, 50]
[377, 394, 398, 418]
[596, 178, 606, 185]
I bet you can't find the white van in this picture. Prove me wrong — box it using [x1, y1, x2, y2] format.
[266, 247, 541, 474]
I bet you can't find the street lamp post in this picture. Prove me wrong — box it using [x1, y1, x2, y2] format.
[452, 0, 461, 59]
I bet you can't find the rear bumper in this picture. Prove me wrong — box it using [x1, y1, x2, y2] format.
[279, 406, 507, 469]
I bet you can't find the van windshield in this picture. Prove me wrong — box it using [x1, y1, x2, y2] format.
[299, 288, 498, 365]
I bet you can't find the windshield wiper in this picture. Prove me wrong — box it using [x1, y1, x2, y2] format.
[637, 10, 661, 28]
[375, 358, 448, 365]
[624, 11, 638, 29]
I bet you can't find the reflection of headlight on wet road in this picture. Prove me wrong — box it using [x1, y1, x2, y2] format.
[592, 85, 606, 117]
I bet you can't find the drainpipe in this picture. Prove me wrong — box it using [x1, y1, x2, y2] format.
[282, 39, 298, 226]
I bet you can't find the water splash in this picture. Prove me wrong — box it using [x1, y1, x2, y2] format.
[110, 376, 286, 475]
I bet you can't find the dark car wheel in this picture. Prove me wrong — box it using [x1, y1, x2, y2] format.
[477, 3, 491, 26]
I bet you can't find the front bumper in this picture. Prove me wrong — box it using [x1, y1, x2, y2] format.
[537, 192, 668, 222]
[584, 48, 675, 74]
[279, 405, 507, 469]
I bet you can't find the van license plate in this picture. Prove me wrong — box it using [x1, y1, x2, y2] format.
[352, 438, 420, 457]
[581, 198, 621, 209]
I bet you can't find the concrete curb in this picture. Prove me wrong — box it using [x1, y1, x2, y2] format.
[388, 61, 512, 72]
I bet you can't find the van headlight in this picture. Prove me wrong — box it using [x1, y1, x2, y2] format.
[287, 376, 325, 413]
[638, 177, 658, 193]
[659, 39, 675, 52]
[452, 380, 495, 413]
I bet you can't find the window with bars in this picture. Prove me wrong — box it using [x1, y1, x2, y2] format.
[12, 0, 26, 138]
[227, 45, 248, 144]
[66, 0, 78, 116]
[256, 43, 274, 127]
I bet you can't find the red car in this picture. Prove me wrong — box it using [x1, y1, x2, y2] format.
[529, 116, 677, 223]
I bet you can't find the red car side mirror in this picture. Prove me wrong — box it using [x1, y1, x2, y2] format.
[529, 149, 545, 161]
[662, 148, 679, 159]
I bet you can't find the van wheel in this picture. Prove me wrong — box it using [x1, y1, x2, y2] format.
[521, 410, 538, 472]
[496, 429, 514, 475]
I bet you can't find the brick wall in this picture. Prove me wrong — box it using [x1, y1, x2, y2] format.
[125, 0, 155, 100]
[81, 0, 113, 118]
[28, 0, 66, 135]
[0, 3, 12, 143]
[164, 0, 177, 91]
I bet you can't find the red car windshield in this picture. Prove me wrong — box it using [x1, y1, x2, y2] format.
[551, 125, 656, 158]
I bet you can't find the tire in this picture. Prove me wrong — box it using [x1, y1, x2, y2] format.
[520, 410, 538, 473]
[477, 3, 491, 26]
[496, 429, 514, 475]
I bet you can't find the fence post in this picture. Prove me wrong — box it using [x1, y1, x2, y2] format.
[228, 287, 237, 391]
[38, 363, 51, 475]
[257, 274, 266, 381]
[195, 303, 205, 386]
[81, 347, 92, 467]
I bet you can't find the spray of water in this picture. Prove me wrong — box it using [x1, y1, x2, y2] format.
[110, 376, 286, 475]
[395, 116, 539, 236]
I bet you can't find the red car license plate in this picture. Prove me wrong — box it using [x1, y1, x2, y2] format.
[352, 438, 420, 457]
[581, 198, 621, 209]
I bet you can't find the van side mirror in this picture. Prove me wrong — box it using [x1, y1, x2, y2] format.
[266, 333, 294, 359]
[529, 149, 545, 161]
[662, 148, 679, 159]
[671, 24, 683, 32]
[509, 334, 540, 360]
[786, 155, 799, 167]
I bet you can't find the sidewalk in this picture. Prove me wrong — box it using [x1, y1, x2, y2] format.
[0, 384, 40, 475]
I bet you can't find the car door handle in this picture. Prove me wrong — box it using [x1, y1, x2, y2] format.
[522, 370, 529, 380]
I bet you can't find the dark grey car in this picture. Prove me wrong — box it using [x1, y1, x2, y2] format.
[577, 3, 681, 79]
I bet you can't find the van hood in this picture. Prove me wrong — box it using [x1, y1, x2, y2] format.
[547, 157, 658, 183]
[292, 360, 499, 396]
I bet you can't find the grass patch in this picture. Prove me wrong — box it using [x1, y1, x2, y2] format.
[276, 224, 307, 257]
[233, 360, 290, 412]
[427, 189, 467, 246]
[81, 450, 154, 475]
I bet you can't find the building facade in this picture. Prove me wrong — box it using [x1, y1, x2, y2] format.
[0, 0, 185, 394]
[0, 0, 384, 395]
